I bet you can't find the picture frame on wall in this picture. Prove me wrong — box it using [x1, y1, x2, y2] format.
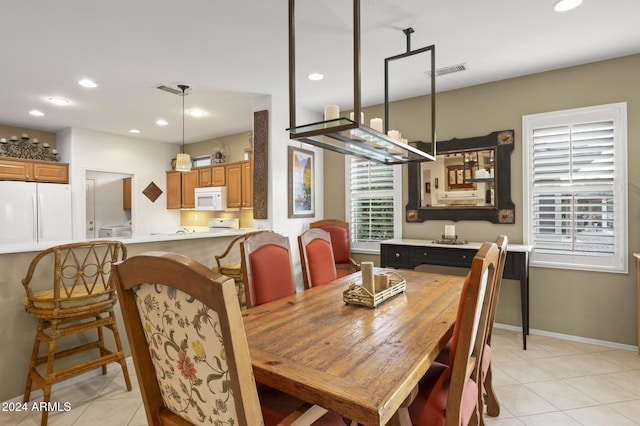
[288, 146, 314, 218]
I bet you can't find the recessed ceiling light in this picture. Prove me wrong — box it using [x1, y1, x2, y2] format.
[29, 110, 44, 117]
[129, 129, 140, 134]
[48, 97, 70, 106]
[554, 0, 582, 12]
[188, 109, 206, 117]
[78, 79, 98, 88]
[308, 73, 324, 81]
[156, 119, 168, 126]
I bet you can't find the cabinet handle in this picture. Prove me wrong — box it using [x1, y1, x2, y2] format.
[462, 255, 467, 259]
[395, 252, 401, 258]
[423, 252, 428, 256]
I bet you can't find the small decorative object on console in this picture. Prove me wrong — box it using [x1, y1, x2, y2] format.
[433, 234, 469, 245]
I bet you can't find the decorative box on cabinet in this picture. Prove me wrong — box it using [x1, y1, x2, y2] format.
[166, 170, 198, 209]
[0, 157, 68, 183]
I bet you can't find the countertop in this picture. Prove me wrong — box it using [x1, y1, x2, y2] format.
[381, 238, 533, 252]
[0, 229, 256, 255]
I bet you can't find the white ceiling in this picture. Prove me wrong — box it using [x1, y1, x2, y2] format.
[1, 0, 639, 145]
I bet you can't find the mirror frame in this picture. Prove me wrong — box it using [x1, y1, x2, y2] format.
[406, 130, 515, 224]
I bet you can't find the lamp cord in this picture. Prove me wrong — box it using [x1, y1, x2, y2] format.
[177, 84, 189, 154]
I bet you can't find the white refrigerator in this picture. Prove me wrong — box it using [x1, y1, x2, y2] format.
[0, 181, 72, 245]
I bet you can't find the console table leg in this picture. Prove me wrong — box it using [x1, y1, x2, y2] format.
[520, 276, 528, 350]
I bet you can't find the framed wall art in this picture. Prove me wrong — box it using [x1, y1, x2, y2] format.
[288, 146, 314, 218]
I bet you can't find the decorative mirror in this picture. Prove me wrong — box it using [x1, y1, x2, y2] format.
[406, 130, 515, 224]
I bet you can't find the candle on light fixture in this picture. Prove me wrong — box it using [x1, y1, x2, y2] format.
[324, 105, 340, 120]
[370, 118, 383, 133]
[387, 130, 401, 140]
[324, 105, 340, 128]
[43, 143, 50, 148]
[349, 111, 364, 123]
[10, 135, 18, 141]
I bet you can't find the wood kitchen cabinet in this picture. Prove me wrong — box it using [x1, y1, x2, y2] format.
[197, 165, 225, 187]
[225, 160, 253, 208]
[0, 157, 69, 183]
[241, 160, 253, 208]
[122, 177, 132, 210]
[166, 170, 198, 209]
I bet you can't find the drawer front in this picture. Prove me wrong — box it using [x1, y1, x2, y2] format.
[381, 245, 411, 269]
[410, 246, 476, 268]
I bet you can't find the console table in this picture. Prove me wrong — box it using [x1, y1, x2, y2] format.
[381, 238, 532, 349]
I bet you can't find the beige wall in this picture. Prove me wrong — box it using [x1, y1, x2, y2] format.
[325, 54, 640, 346]
[0, 125, 57, 148]
[186, 130, 252, 163]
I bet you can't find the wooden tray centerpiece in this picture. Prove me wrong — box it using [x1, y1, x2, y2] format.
[343, 267, 406, 308]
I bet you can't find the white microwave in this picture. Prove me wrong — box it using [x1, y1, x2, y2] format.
[194, 187, 227, 211]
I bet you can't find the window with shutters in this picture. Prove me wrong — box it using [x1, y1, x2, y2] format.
[345, 157, 402, 252]
[522, 103, 628, 273]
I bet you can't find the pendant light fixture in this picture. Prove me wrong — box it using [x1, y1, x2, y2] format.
[175, 84, 192, 172]
[287, 0, 437, 164]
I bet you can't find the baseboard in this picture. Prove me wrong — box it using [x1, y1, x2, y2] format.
[494, 323, 639, 352]
[3, 356, 133, 404]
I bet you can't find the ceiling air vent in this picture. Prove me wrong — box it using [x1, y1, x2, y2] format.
[154, 83, 191, 96]
[427, 63, 468, 77]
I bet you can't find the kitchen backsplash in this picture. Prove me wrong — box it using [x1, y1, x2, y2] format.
[180, 209, 254, 229]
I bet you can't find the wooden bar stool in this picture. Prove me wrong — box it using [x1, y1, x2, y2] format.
[21, 241, 132, 426]
[212, 230, 265, 308]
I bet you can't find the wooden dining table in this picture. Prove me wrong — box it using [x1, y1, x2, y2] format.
[242, 268, 465, 425]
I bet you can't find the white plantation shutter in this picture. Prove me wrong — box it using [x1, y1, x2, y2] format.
[346, 157, 401, 252]
[523, 103, 627, 273]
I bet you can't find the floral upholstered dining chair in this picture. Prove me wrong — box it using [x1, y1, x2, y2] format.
[112, 251, 340, 425]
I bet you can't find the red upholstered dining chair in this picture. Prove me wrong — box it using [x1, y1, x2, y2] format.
[309, 220, 359, 278]
[479, 235, 508, 420]
[298, 228, 338, 289]
[112, 251, 342, 426]
[408, 242, 500, 426]
[433, 236, 508, 424]
[240, 231, 296, 308]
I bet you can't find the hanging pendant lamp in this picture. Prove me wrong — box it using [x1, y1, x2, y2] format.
[175, 84, 192, 172]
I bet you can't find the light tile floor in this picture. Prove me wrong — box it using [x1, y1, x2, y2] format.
[2, 328, 640, 425]
[485, 328, 640, 426]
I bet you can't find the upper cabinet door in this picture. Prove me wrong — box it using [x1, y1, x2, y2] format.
[225, 163, 242, 208]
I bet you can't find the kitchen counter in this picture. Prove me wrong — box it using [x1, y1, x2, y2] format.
[0, 231, 260, 403]
[0, 229, 257, 255]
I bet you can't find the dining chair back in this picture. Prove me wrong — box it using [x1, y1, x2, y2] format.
[112, 251, 339, 426]
[409, 241, 500, 426]
[480, 235, 508, 420]
[213, 230, 266, 308]
[21, 240, 132, 426]
[298, 228, 338, 289]
[309, 219, 359, 277]
[240, 231, 296, 308]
